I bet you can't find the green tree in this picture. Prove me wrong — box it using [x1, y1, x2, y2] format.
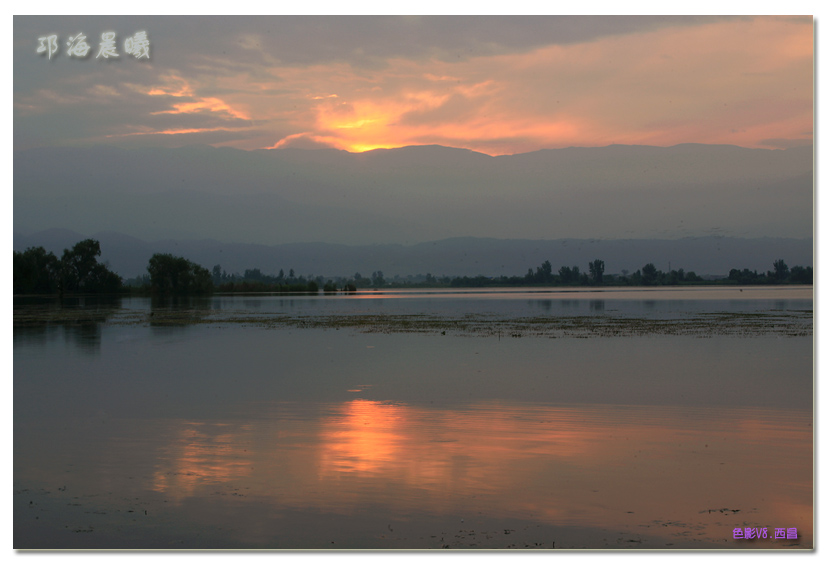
[60, 239, 98, 292]
[58, 239, 122, 294]
[13, 246, 60, 294]
[641, 263, 658, 286]
[536, 260, 553, 283]
[773, 259, 789, 282]
[559, 265, 580, 285]
[789, 265, 812, 284]
[589, 259, 605, 284]
[684, 271, 702, 282]
[212, 264, 224, 285]
[147, 253, 213, 294]
[244, 268, 263, 281]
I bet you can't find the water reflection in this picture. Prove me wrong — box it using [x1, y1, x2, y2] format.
[589, 300, 605, 311]
[242, 299, 263, 309]
[149, 295, 213, 311]
[151, 421, 254, 503]
[67, 400, 810, 548]
[319, 400, 408, 475]
[13, 289, 815, 355]
[148, 295, 214, 333]
[13, 295, 123, 353]
[13, 288, 813, 548]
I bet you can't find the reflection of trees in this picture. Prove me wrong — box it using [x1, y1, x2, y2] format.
[149, 295, 213, 311]
[14, 295, 223, 349]
[589, 300, 605, 312]
[536, 300, 552, 312]
[242, 299, 262, 309]
[13, 295, 123, 354]
[149, 295, 214, 332]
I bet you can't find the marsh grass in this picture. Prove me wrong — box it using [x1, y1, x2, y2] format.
[14, 306, 812, 338]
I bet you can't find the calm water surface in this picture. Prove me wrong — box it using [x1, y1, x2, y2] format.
[14, 287, 813, 549]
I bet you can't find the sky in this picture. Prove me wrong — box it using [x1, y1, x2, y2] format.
[13, 15, 814, 156]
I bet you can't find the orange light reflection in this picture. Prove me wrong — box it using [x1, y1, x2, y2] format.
[150, 421, 253, 503]
[144, 400, 812, 546]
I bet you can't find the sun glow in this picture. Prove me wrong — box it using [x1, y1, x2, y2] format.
[115, 18, 811, 156]
[263, 18, 811, 155]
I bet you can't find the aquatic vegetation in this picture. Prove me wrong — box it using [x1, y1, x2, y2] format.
[14, 306, 813, 338]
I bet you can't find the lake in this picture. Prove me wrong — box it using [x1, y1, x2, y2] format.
[13, 286, 813, 549]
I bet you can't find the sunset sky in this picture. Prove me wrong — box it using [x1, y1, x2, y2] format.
[13, 15, 814, 156]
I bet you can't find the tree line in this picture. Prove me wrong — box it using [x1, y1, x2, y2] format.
[14, 239, 121, 294]
[14, 240, 326, 295]
[14, 239, 813, 296]
[446, 259, 812, 287]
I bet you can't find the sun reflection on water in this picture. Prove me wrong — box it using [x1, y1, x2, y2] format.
[123, 400, 811, 546]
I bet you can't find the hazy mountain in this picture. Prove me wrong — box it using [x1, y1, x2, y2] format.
[14, 229, 813, 280]
[14, 143, 813, 246]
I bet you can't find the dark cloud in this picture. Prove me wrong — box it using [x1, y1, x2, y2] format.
[16, 15, 740, 77]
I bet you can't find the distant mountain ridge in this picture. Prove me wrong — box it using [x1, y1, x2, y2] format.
[14, 229, 813, 280]
[14, 143, 813, 245]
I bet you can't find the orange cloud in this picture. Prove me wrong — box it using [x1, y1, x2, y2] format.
[141, 74, 194, 98]
[152, 98, 251, 121]
[116, 17, 811, 156]
[130, 73, 251, 139]
[107, 126, 242, 137]
[258, 17, 811, 155]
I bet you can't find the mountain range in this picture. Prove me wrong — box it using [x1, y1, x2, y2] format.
[14, 143, 813, 247]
